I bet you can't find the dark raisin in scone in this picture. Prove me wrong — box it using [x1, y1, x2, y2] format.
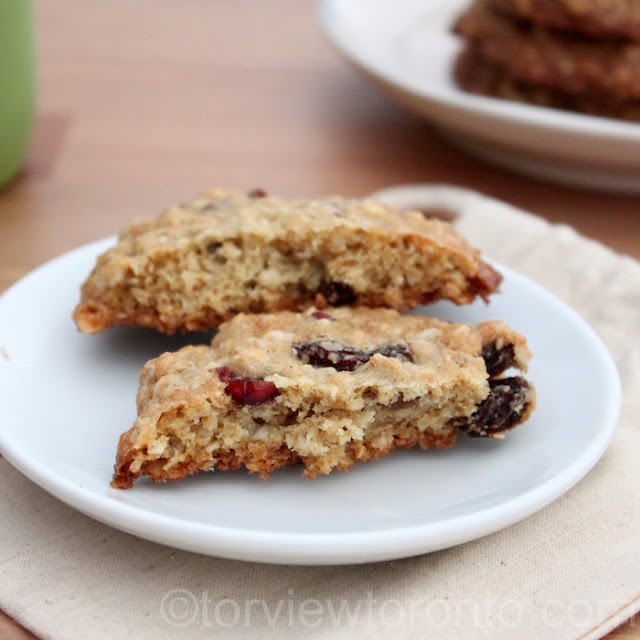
[111, 307, 535, 488]
[73, 188, 501, 334]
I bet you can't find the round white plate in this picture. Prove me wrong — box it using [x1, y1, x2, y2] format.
[0, 239, 620, 565]
[319, 0, 640, 193]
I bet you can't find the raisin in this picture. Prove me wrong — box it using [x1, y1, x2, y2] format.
[375, 343, 414, 362]
[294, 339, 415, 370]
[294, 340, 370, 371]
[317, 281, 356, 306]
[461, 377, 532, 437]
[215, 366, 279, 405]
[482, 341, 516, 377]
[310, 310, 334, 320]
[248, 188, 267, 198]
[468, 262, 503, 302]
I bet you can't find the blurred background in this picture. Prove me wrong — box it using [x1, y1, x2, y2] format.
[1, 0, 639, 280]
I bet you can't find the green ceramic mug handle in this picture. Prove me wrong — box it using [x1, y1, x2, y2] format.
[0, 0, 36, 189]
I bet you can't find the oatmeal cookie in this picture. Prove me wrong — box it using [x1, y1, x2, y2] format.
[74, 189, 501, 335]
[111, 307, 535, 488]
[488, 0, 640, 41]
[454, 0, 640, 100]
[454, 47, 640, 121]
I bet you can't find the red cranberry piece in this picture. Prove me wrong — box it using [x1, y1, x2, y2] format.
[216, 366, 279, 405]
[294, 340, 370, 371]
[247, 188, 267, 198]
[310, 310, 334, 320]
[225, 379, 279, 405]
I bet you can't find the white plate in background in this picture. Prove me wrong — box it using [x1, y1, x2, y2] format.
[320, 0, 640, 193]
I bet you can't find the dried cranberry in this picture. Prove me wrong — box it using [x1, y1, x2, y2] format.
[247, 188, 267, 198]
[294, 340, 370, 371]
[225, 379, 279, 405]
[310, 310, 334, 320]
[317, 281, 356, 306]
[375, 343, 414, 362]
[216, 366, 279, 405]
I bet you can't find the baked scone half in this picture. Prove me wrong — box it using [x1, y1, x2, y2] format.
[73, 189, 501, 334]
[111, 308, 536, 489]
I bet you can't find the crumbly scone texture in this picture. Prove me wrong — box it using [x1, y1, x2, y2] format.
[111, 307, 535, 488]
[73, 189, 501, 334]
[454, 0, 640, 100]
[488, 0, 640, 40]
[454, 47, 640, 121]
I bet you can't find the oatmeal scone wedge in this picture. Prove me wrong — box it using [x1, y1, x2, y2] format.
[111, 308, 535, 488]
[74, 189, 501, 334]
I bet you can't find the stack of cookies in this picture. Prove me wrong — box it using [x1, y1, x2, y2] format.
[73, 188, 536, 488]
[453, 0, 640, 121]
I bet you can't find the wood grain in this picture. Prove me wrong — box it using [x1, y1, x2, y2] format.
[0, 0, 638, 637]
[0, 614, 36, 640]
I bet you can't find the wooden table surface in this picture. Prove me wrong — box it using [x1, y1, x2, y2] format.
[0, 1, 638, 637]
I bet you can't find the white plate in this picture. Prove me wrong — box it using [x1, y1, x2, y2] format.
[320, 0, 640, 193]
[0, 239, 620, 565]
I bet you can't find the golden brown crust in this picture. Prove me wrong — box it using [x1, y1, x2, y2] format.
[111, 427, 457, 489]
[74, 189, 501, 335]
[302, 427, 458, 478]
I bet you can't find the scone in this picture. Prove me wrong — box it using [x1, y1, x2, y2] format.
[111, 307, 535, 488]
[73, 189, 501, 334]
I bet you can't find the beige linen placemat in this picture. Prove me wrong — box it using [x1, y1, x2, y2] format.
[0, 185, 638, 640]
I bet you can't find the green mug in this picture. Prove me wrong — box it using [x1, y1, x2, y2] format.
[0, 0, 35, 188]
